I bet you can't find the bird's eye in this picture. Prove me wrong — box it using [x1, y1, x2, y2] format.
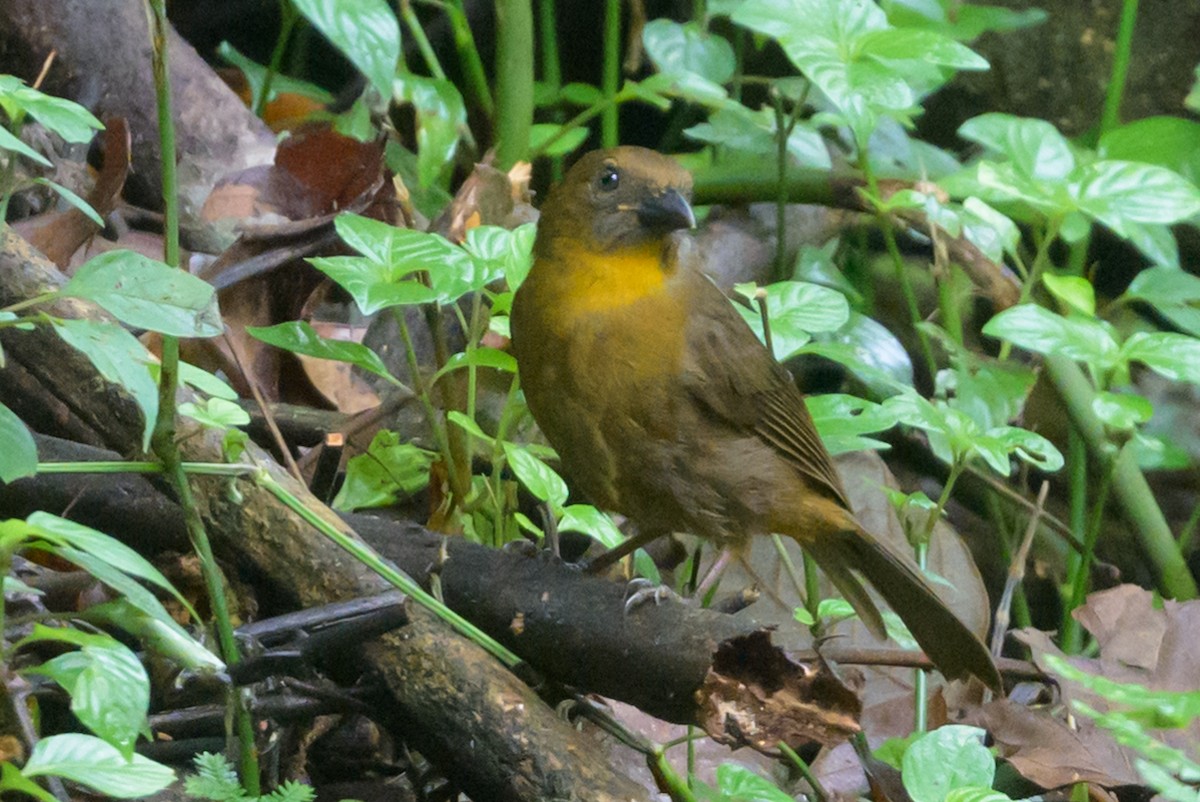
[598, 165, 620, 192]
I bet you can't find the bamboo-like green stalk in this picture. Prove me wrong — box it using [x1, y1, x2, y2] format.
[494, 0, 534, 168]
[144, 1, 260, 791]
[537, 0, 565, 180]
[440, 0, 494, 117]
[1044, 354, 1197, 600]
[601, 0, 621, 147]
[1099, 0, 1139, 137]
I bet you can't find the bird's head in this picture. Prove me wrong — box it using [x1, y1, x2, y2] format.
[537, 146, 696, 254]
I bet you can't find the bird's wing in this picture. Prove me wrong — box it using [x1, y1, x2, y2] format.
[678, 265, 851, 510]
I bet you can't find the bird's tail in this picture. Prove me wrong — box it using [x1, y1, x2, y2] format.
[803, 526, 1002, 691]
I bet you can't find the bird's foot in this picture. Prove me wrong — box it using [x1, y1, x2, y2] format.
[623, 578, 682, 614]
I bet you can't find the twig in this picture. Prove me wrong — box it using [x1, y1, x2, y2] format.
[992, 480, 1048, 658]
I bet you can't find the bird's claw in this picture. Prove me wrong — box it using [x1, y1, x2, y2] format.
[623, 578, 681, 614]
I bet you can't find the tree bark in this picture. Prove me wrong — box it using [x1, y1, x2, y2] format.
[0, 225, 653, 801]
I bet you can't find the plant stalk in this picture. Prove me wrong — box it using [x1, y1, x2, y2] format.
[1099, 0, 1139, 137]
[601, 0, 621, 147]
[494, 0, 534, 168]
[144, 0, 260, 790]
[1044, 354, 1197, 599]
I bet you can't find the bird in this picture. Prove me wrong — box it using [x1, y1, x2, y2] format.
[509, 146, 1001, 690]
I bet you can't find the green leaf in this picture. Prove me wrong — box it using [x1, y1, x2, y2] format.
[960, 197, 1020, 261]
[732, 0, 903, 147]
[1042, 273, 1095, 317]
[432, 347, 517, 387]
[25, 513, 184, 601]
[642, 19, 737, 84]
[0, 77, 104, 143]
[464, 223, 536, 291]
[559, 505, 660, 578]
[217, 41, 335, 107]
[178, 361, 239, 400]
[713, 763, 795, 802]
[329, 213, 478, 306]
[684, 107, 831, 168]
[885, 3, 1046, 40]
[901, 725, 995, 802]
[558, 82, 604, 106]
[27, 637, 150, 758]
[944, 788, 1017, 802]
[87, 598, 224, 674]
[0, 401, 37, 484]
[982, 304, 1120, 370]
[735, 280, 849, 361]
[529, 123, 589, 157]
[0, 124, 51, 165]
[63, 250, 222, 337]
[1123, 267, 1200, 337]
[332, 430, 433, 511]
[291, 0, 400, 98]
[958, 113, 1075, 181]
[1098, 116, 1200, 185]
[1119, 221, 1181, 269]
[1120, 332, 1200, 385]
[1092, 391, 1153, 431]
[987, 426, 1064, 472]
[858, 29, 988, 70]
[247, 321, 399, 384]
[1072, 160, 1200, 232]
[23, 734, 175, 798]
[52, 319, 158, 451]
[393, 74, 466, 187]
[179, 398, 250, 429]
[447, 410, 493, 443]
[310, 256, 441, 313]
[502, 442, 569, 509]
[807, 393, 897, 455]
[0, 762, 60, 802]
[32, 178, 104, 226]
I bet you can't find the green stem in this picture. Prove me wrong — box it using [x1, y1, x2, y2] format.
[2, 291, 60, 315]
[255, 472, 523, 668]
[856, 154, 938, 382]
[1060, 429, 1088, 652]
[912, 540, 928, 732]
[1044, 355, 1197, 599]
[145, 0, 259, 790]
[779, 741, 829, 802]
[36, 460, 257, 475]
[1062, 447, 1117, 653]
[537, 0, 565, 180]
[441, 0, 494, 117]
[601, 0, 621, 148]
[393, 308, 467, 506]
[494, 0, 534, 169]
[528, 90, 629, 159]
[399, 0, 447, 79]
[802, 551, 822, 637]
[256, 0, 299, 116]
[999, 217, 1062, 361]
[1099, 0, 1139, 137]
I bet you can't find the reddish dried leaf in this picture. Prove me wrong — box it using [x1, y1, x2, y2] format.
[17, 117, 131, 270]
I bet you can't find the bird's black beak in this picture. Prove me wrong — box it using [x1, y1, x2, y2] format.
[637, 188, 696, 232]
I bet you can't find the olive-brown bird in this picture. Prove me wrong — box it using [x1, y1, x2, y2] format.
[510, 146, 1001, 690]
